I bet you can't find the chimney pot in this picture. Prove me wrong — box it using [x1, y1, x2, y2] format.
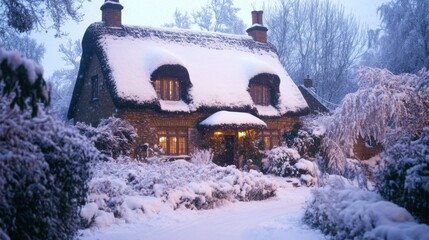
[257, 11, 263, 25]
[246, 10, 268, 43]
[304, 75, 313, 88]
[251, 11, 258, 25]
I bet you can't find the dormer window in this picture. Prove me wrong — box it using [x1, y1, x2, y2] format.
[154, 77, 180, 101]
[248, 73, 280, 107]
[249, 83, 270, 106]
[151, 65, 192, 103]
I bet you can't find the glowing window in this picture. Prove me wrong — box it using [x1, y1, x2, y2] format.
[158, 129, 188, 155]
[259, 130, 280, 150]
[154, 77, 180, 100]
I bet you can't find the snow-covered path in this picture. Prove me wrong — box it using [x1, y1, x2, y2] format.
[80, 180, 325, 240]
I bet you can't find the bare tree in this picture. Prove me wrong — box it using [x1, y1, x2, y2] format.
[164, 0, 245, 34]
[163, 9, 192, 29]
[1, 31, 45, 63]
[49, 39, 81, 120]
[266, 0, 366, 104]
[0, 0, 87, 36]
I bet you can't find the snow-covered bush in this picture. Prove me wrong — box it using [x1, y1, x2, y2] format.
[264, 146, 319, 186]
[77, 117, 138, 159]
[81, 157, 277, 228]
[376, 127, 429, 224]
[303, 177, 429, 239]
[264, 147, 301, 176]
[321, 67, 429, 175]
[190, 148, 214, 165]
[283, 117, 325, 159]
[0, 49, 98, 240]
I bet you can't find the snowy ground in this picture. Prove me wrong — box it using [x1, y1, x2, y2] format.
[79, 177, 324, 240]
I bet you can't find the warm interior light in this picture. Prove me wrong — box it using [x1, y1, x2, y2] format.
[238, 131, 246, 138]
[159, 136, 166, 143]
[214, 131, 223, 136]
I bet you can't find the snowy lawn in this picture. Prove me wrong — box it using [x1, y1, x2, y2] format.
[79, 177, 324, 240]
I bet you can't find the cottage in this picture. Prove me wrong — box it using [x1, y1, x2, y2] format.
[68, 0, 311, 166]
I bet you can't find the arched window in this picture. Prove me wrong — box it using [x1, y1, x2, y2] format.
[154, 77, 180, 100]
[248, 73, 280, 106]
[151, 64, 192, 102]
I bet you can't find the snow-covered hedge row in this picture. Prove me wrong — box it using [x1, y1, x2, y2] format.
[303, 177, 429, 240]
[263, 146, 319, 186]
[81, 158, 277, 228]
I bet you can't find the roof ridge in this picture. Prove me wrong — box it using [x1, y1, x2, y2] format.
[88, 22, 277, 54]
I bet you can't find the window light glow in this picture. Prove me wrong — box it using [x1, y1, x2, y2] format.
[214, 131, 223, 136]
[238, 131, 246, 138]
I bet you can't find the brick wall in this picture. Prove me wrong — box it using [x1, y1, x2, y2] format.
[102, 9, 122, 27]
[248, 31, 267, 43]
[73, 54, 117, 126]
[120, 110, 300, 158]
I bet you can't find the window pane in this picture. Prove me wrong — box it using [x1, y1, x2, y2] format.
[178, 137, 187, 154]
[174, 80, 180, 100]
[263, 136, 270, 150]
[155, 80, 161, 99]
[159, 136, 167, 152]
[169, 137, 177, 154]
[250, 84, 270, 106]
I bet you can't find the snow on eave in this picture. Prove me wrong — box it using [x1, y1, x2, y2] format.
[199, 111, 267, 128]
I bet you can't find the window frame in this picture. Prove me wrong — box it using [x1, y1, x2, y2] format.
[158, 128, 188, 155]
[259, 130, 280, 150]
[154, 77, 180, 101]
[249, 83, 271, 106]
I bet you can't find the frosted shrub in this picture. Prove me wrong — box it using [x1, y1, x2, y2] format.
[190, 148, 214, 165]
[322, 68, 429, 175]
[0, 49, 98, 239]
[82, 157, 277, 228]
[284, 117, 325, 159]
[77, 117, 138, 159]
[264, 146, 301, 176]
[376, 127, 429, 224]
[303, 178, 429, 239]
[264, 146, 318, 186]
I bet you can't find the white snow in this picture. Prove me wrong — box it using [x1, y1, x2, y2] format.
[254, 105, 280, 116]
[0, 49, 44, 84]
[199, 110, 267, 127]
[98, 25, 308, 114]
[80, 178, 324, 240]
[159, 100, 190, 112]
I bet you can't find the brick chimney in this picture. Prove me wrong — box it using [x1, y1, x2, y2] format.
[246, 11, 268, 43]
[304, 75, 313, 88]
[101, 0, 123, 27]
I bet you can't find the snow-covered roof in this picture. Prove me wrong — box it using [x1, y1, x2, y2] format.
[69, 22, 309, 118]
[199, 111, 267, 129]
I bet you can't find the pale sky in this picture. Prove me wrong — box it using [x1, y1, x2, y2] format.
[31, 0, 388, 77]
